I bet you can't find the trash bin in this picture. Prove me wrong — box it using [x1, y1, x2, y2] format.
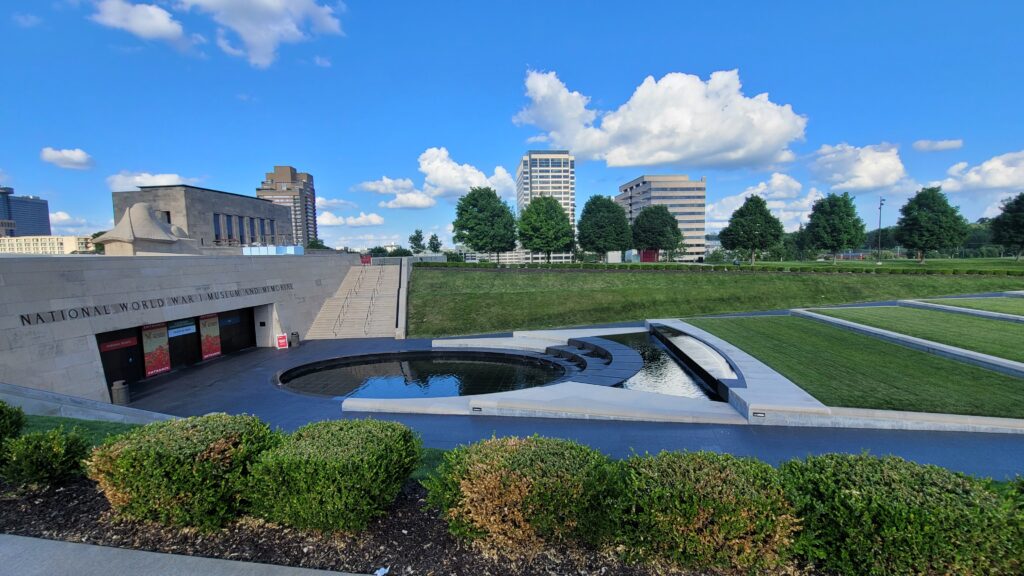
[111, 380, 130, 406]
[289, 331, 301, 348]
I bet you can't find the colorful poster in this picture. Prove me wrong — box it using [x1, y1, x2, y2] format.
[276, 334, 289, 349]
[199, 314, 221, 360]
[141, 323, 170, 377]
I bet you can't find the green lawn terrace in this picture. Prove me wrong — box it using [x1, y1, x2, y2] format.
[813, 306, 1024, 363]
[748, 256, 1024, 271]
[686, 315, 1024, 420]
[922, 296, 1024, 316]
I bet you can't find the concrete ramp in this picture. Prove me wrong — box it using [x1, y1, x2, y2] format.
[306, 265, 400, 339]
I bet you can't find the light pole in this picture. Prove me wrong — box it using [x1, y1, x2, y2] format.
[876, 196, 886, 264]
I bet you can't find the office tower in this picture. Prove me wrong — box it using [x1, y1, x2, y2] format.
[515, 150, 576, 263]
[615, 175, 707, 261]
[0, 187, 51, 237]
[256, 166, 318, 247]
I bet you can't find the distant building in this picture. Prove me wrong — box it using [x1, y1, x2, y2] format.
[104, 185, 293, 255]
[0, 235, 92, 255]
[256, 166, 318, 247]
[615, 175, 707, 261]
[0, 186, 51, 237]
[516, 150, 576, 263]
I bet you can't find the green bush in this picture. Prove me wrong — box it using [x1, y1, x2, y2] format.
[617, 451, 797, 572]
[781, 454, 1019, 575]
[2, 427, 90, 488]
[0, 401, 25, 447]
[424, 436, 615, 556]
[249, 419, 420, 532]
[86, 413, 278, 529]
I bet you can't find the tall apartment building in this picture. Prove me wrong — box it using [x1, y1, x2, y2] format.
[615, 175, 707, 261]
[0, 235, 93, 255]
[515, 150, 576, 263]
[0, 187, 51, 237]
[256, 166, 318, 247]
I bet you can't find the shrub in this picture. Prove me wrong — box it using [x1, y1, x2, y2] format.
[2, 427, 90, 488]
[0, 401, 25, 448]
[424, 436, 615, 556]
[249, 419, 420, 532]
[617, 451, 797, 572]
[86, 413, 278, 529]
[781, 454, 1019, 575]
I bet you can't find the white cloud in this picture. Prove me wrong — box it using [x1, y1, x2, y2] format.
[40, 147, 93, 170]
[0, 169, 7, 184]
[913, 139, 963, 152]
[321, 232, 400, 251]
[50, 211, 85, 226]
[91, 0, 184, 42]
[50, 211, 105, 235]
[379, 191, 436, 209]
[106, 171, 198, 191]
[13, 13, 42, 28]
[179, 0, 342, 68]
[513, 69, 807, 169]
[934, 150, 1024, 193]
[361, 147, 514, 210]
[811, 142, 907, 192]
[315, 197, 358, 209]
[706, 173, 823, 232]
[358, 176, 416, 195]
[313, 55, 331, 68]
[317, 210, 384, 227]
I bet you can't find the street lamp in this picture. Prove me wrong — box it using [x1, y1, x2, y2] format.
[876, 196, 886, 264]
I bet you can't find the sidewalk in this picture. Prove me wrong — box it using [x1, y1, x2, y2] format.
[0, 534, 366, 576]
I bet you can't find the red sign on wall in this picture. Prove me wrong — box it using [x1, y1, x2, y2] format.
[276, 334, 289, 349]
[99, 337, 138, 353]
[141, 323, 170, 377]
[199, 314, 221, 360]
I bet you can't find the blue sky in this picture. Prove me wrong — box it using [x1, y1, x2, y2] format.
[3, 0, 1023, 249]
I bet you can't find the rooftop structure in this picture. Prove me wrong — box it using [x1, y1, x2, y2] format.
[256, 166, 318, 247]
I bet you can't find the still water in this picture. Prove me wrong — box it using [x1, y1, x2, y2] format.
[601, 332, 711, 400]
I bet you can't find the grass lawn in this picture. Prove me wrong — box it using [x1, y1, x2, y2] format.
[923, 297, 1024, 316]
[23, 415, 138, 446]
[685, 316, 1024, 419]
[814, 306, 1024, 363]
[408, 269, 1024, 336]
[760, 257, 1024, 270]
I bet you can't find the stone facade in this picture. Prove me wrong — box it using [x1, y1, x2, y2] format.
[0, 253, 358, 402]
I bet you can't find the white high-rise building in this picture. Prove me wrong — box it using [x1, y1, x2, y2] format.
[615, 175, 707, 261]
[515, 150, 576, 263]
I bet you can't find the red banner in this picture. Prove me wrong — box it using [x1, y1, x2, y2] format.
[141, 323, 170, 377]
[199, 314, 221, 360]
[99, 336, 137, 353]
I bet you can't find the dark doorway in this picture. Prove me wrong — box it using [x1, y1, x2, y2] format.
[96, 328, 144, 388]
[219, 308, 256, 354]
[167, 318, 201, 370]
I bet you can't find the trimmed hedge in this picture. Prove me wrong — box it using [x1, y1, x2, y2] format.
[617, 451, 797, 572]
[87, 413, 278, 529]
[781, 454, 1020, 575]
[423, 436, 615, 556]
[0, 401, 25, 446]
[2, 427, 90, 488]
[248, 419, 420, 532]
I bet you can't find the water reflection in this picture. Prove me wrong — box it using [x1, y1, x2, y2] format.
[601, 333, 711, 400]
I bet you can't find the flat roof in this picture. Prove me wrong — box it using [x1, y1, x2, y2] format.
[121, 185, 273, 203]
[525, 150, 572, 155]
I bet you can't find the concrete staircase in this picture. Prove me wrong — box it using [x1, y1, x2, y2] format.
[306, 265, 400, 339]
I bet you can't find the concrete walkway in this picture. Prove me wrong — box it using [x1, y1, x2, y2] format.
[0, 534, 362, 576]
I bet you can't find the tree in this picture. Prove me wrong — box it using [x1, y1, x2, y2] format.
[367, 246, 389, 257]
[427, 233, 442, 253]
[90, 230, 107, 254]
[864, 226, 898, 251]
[408, 229, 425, 254]
[577, 196, 632, 261]
[518, 196, 574, 262]
[631, 205, 682, 255]
[719, 195, 784, 265]
[990, 192, 1024, 260]
[452, 187, 517, 259]
[894, 187, 969, 263]
[804, 192, 866, 264]
[388, 247, 413, 257]
[305, 238, 328, 250]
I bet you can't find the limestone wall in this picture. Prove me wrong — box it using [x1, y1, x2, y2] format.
[0, 253, 358, 402]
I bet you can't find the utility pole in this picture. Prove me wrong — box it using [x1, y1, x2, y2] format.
[876, 196, 886, 264]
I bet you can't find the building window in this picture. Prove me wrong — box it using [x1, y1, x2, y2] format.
[237, 215, 245, 244]
[259, 218, 266, 242]
[249, 218, 256, 243]
[213, 213, 222, 241]
[225, 215, 234, 240]
[269, 220, 276, 240]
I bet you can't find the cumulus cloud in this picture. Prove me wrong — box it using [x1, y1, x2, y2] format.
[811, 142, 908, 192]
[50, 211, 86, 226]
[179, 0, 342, 68]
[706, 173, 823, 232]
[317, 210, 384, 227]
[513, 69, 807, 169]
[40, 147, 93, 170]
[106, 170, 198, 191]
[316, 197, 358, 209]
[91, 0, 184, 41]
[913, 139, 963, 152]
[313, 55, 331, 67]
[934, 150, 1024, 193]
[13, 13, 42, 28]
[50, 211, 105, 235]
[360, 147, 514, 209]
[322, 232, 400, 251]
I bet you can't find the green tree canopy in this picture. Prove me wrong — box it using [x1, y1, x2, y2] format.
[577, 195, 632, 260]
[388, 246, 413, 257]
[408, 229, 425, 254]
[894, 186, 969, 262]
[631, 205, 681, 253]
[719, 195, 784, 265]
[427, 233, 442, 253]
[804, 192, 866, 263]
[864, 226, 899, 251]
[517, 196, 574, 262]
[305, 238, 328, 250]
[367, 246, 389, 257]
[452, 187, 517, 257]
[990, 192, 1024, 260]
